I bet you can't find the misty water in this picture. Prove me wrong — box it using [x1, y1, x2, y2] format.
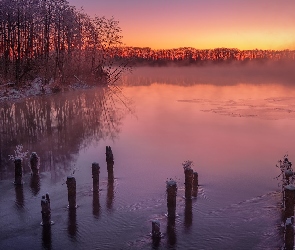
[1, 64, 295, 249]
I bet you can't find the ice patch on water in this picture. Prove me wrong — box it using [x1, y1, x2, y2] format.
[178, 97, 295, 120]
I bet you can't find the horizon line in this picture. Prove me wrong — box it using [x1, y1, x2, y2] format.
[121, 46, 295, 52]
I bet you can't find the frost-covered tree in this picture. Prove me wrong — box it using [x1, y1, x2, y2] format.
[0, 0, 128, 86]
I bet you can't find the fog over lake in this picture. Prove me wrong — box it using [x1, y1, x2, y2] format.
[1, 64, 295, 249]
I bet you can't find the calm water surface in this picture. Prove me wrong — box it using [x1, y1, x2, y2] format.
[1, 65, 295, 249]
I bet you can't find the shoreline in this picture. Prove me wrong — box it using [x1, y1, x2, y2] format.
[0, 78, 99, 103]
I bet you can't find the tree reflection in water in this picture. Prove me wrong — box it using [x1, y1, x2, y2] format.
[30, 174, 40, 196]
[0, 87, 132, 181]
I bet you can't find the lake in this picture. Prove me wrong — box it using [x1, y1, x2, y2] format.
[1, 63, 295, 249]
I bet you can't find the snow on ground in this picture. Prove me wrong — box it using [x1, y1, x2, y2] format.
[0, 78, 90, 102]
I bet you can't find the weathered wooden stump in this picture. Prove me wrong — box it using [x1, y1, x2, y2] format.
[14, 158, 23, 185]
[66, 176, 77, 209]
[152, 220, 161, 238]
[151, 220, 161, 246]
[41, 193, 51, 226]
[30, 152, 40, 175]
[285, 170, 293, 185]
[184, 168, 193, 199]
[92, 162, 100, 193]
[284, 185, 295, 219]
[166, 180, 177, 218]
[106, 146, 114, 179]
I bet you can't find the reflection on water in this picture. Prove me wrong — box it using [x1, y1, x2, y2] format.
[14, 185, 24, 209]
[167, 216, 177, 248]
[0, 87, 130, 181]
[152, 237, 161, 249]
[121, 63, 295, 86]
[92, 191, 101, 219]
[30, 174, 40, 196]
[285, 223, 294, 250]
[184, 199, 193, 231]
[68, 208, 78, 239]
[107, 178, 115, 211]
[42, 225, 52, 250]
[1, 66, 295, 249]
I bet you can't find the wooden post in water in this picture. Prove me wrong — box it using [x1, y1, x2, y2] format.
[66, 177, 77, 209]
[41, 193, 51, 226]
[92, 162, 100, 192]
[166, 180, 177, 218]
[14, 158, 23, 185]
[192, 172, 199, 197]
[184, 168, 193, 199]
[284, 185, 295, 220]
[30, 152, 40, 175]
[106, 146, 114, 179]
[152, 220, 161, 238]
[151, 220, 161, 246]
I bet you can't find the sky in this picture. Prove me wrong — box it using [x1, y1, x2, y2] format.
[68, 0, 295, 50]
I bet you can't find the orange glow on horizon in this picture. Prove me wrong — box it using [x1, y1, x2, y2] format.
[123, 28, 295, 51]
[68, 0, 295, 51]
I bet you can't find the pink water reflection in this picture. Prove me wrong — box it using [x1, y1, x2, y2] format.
[116, 79, 295, 205]
[1, 66, 294, 249]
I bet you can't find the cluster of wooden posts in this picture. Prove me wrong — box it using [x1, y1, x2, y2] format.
[13, 147, 199, 244]
[15, 153, 295, 246]
[280, 157, 295, 250]
[13, 146, 115, 227]
[151, 164, 199, 241]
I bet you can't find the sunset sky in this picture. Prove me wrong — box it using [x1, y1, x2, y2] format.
[68, 0, 295, 50]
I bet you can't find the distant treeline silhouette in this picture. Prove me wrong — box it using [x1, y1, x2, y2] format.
[0, 0, 129, 86]
[112, 47, 295, 66]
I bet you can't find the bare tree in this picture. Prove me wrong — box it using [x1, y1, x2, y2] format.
[0, 0, 128, 87]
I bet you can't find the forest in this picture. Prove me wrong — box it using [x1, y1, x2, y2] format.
[114, 47, 295, 66]
[0, 0, 127, 87]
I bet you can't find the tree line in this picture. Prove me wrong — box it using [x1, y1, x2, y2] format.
[0, 0, 126, 86]
[113, 47, 295, 66]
